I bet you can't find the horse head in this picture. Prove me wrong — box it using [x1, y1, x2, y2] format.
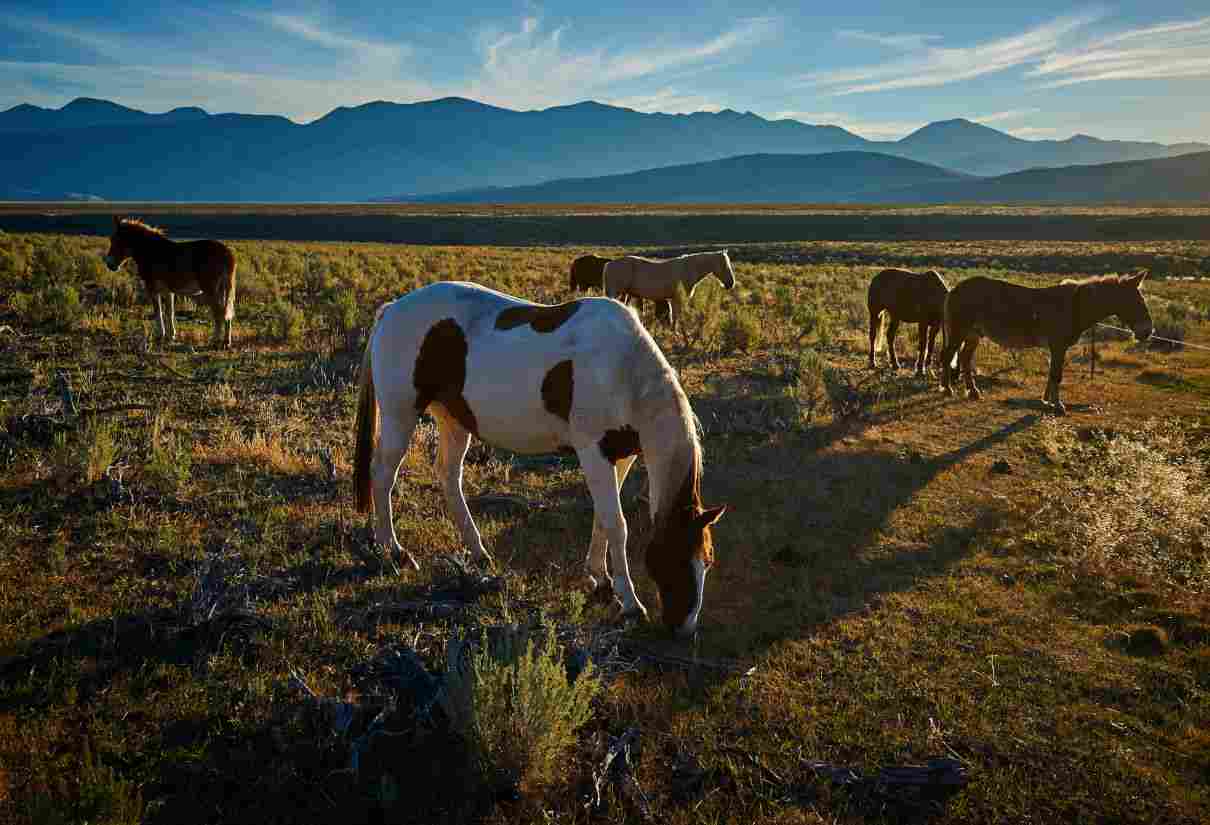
[1117, 270, 1153, 342]
[646, 501, 726, 637]
[104, 216, 129, 272]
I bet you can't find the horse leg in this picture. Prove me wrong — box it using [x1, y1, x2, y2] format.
[925, 324, 940, 375]
[867, 307, 881, 369]
[914, 322, 928, 377]
[961, 336, 982, 399]
[1045, 344, 1067, 415]
[433, 409, 492, 566]
[887, 318, 901, 369]
[208, 300, 224, 348]
[372, 408, 420, 571]
[151, 290, 167, 341]
[578, 448, 646, 621]
[585, 454, 637, 597]
[166, 293, 178, 342]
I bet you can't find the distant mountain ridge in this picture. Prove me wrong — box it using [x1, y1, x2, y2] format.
[1, 96, 1206, 201]
[397, 150, 1210, 204]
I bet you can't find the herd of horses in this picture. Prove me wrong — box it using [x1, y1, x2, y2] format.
[100, 218, 1155, 636]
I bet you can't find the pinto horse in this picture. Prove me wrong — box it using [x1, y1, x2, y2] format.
[104, 217, 237, 348]
[939, 272, 1153, 413]
[604, 250, 736, 331]
[353, 281, 726, 636]
[867, 267, 949, 376]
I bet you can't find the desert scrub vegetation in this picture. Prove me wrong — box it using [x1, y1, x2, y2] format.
[1034, 418, 1210, 591]
[441, 625, 600, 796]
[1, 229, 1209, 824]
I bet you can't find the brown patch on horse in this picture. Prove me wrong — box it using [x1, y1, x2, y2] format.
[413, 318, 478, 435]
[570, 255, 609, 290]
[598, 426, 641, 464]
[541, 360, 574, 421]
[644, 464, 725, 630]
[495, 301, 581, 333]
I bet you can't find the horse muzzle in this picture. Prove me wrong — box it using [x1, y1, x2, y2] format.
[1133, 324, 1153, 342]
[103, 255, 119, 272]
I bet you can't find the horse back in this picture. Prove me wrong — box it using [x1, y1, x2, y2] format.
[869, 268, 947, 323]
[142, 238, 235, 295]
[948, 277, 1075, 347]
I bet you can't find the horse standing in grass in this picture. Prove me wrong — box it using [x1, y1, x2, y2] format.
[103, 217, 237, 348]
[867, 268, 949, 376]
[353, 281, 726, 637]
[604, 250, 737, 330]
[939, 272, 1152, 414]
[570, 253, 672, 324]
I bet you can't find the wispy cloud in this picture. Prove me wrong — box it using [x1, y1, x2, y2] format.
[769, 110, 926, 140]
[606, 87, 727, 114]
[971, 108, 1040, 124]
[0, 11, 127, 59]
[836, 29, 942, 51]
[467, 16, 779, 109]
[802, 12, 1102, 95]
[251, 13, 411, 66]
[1028, 15, 1210, 87]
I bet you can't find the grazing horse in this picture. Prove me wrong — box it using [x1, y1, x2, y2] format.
[604, 250, 737, 330]
[104, 217, 237, 348]
[571, 253, 672, 324]
[352, 281, 727, 637]
[867, 268, 949, 376]
[939, 272, 1152, 414]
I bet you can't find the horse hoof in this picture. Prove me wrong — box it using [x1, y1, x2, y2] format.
[613, 604, 649, 626]
[940, 385, 953, 396]
[966, 389, 981, 401]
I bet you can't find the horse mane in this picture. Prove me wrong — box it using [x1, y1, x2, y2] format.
[118, 218, 168, 238]
[1060, 273, 1131, 287]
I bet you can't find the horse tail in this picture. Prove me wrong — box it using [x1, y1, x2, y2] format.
[353, 325, 378, 514]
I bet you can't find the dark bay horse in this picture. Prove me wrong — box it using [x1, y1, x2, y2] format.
[939, 272, 1152, 413]
[104, 217, 237, 348]
[867, 267, 949, 375]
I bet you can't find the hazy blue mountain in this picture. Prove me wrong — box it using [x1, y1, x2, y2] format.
[1, 97, 1205, 201]
[408, 152, 971, 203]
[400, 150, 1210, 204]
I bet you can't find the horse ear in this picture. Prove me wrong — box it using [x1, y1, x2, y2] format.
[1128, 270, 1148, 287]
[696, 505, 727, 527]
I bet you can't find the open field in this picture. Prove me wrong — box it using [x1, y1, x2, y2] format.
[1, 230, 1209, 824]
[5, 203, 1210, 246]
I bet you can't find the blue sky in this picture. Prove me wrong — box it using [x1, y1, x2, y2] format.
[2, 2, 1208, 143]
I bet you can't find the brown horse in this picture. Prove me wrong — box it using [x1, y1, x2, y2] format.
[939, 272, 1152, 413]
[867, 267, 949, 375]
[570, 253, 672, 324]
[104, 217, 237, 348]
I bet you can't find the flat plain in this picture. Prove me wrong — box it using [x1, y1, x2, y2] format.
[1, 220, 1208, 824]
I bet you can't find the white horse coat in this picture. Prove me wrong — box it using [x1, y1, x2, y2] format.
[353, 281, 725, 636]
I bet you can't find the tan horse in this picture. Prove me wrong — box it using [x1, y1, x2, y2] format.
[604, 250, 737, 330]
[104, 217, 237, 348]
[571, 253, 672, 324]
[939, 272, 1152, 413]
[867, 268, 949, 376]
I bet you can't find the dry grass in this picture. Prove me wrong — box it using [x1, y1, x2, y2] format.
[1, 228, 1209, 824]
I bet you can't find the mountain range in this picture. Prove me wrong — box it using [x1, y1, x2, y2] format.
[1, 96, 1207, 202]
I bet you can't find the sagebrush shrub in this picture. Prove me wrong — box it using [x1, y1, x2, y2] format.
[269, 298, 305, 344]
[441, 625, 600, 795]
[1037, 419, 1210, 591]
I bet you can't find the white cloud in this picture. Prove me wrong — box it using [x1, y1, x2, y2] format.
[252, 13, 411, 66]
[466, 16, 779, 110]
[836, 29, 942, 51]
[971, 108, 1040, 124]
[801, 12, 1102, 95]
[1028, 15, 1210, 87]
[606, 88, 726, 114]
[769, 110, 926, 140]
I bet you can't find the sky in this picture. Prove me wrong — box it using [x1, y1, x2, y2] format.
[2, 1, 1209, 143]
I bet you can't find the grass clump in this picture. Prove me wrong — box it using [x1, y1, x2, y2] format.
[269, 297, 305, 344]
[25, 738, 143, 825]
[441, 625, 600, 796]
[1037, 418, 1210, 591]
